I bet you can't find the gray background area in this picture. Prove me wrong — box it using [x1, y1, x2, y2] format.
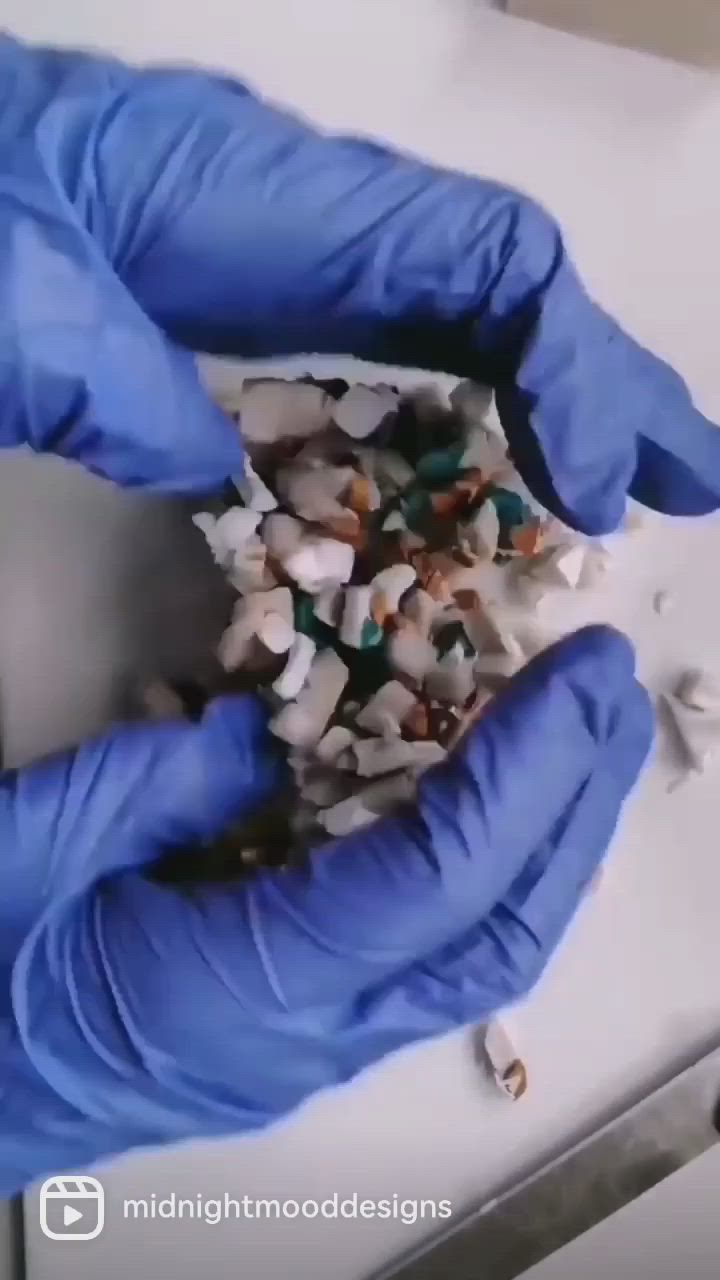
[520, 1145, 720, 1280]
[0, 452, 229, 771]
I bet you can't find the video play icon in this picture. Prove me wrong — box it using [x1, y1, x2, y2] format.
[39, 1176, 105, 1241]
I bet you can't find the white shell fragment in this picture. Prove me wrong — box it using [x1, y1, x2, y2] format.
[276, 463, 355, 523]
[663, 670, 720, 774]
[234, 459, 278, 512]
[663, 696, 719, 773]
[450, 379, 493, 423]
[460, 425, 507, 478]
[356, 681, 417, 736]
[218, 621, 253, 673]
[318, 771, 418, 835]
[402, 740, 447, 773]
[288, 751, 310, 782]
[333, 384, 398, 439]
[302, 773, 350, 808]
[258, 611, 295, 654]
[340, 586, 374, 648]
[374, 450, 415, 493]
[272, 633, 317, 701]
[219, 589, 293, 671]
[474, 648, 523, 681]
[319, 795, 379, 836]
[284, 537, 355, 594]
[359, 773, 418, 811]
[371, 564, 417, 615]
[229, 541, 272, 595]
[316, 725, 358, 765]
[353, 737, 445, 778]
[388, 626, 437, 681]
[529, 543, 586, 589]
[464, 501, 500, 560]
[191, 511, 217, 539]
[262, 513, 304, 560]
[314, 585, 343, 628]
[675, 669, 720, 712]
[426, 651, 476, 704]
[483, 1019, 528, 1101]
[262, 587, 294, 625]
[382, 509, 408, 533]
[552, 543, 587, 587]
[353, 738, 416, 777]
[271, 649, 349, 747]
[407, 383, 453, 422]
[193, 508, 263, 569]
[653, 589, 674, 617]
[238, 379, 333, 444]
[402, 588, 444, 636]
[465, 600, 522, 660]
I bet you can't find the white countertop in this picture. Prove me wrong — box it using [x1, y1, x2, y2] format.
[7, 3, 720, 1278]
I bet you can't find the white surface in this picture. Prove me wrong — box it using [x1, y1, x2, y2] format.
[520, 1144, 720, 1279]
[4, 2, 719, 1278]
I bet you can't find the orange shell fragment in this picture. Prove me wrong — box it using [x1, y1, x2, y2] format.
[324, 511, 361, 540]
[453, 587, 480, 611]
[347, 475, 373, 514]
[371, 591, 390, 627]
[431, 490, 463, 517]
[404, 701, 430, 739]
[511, 519, 543, 557]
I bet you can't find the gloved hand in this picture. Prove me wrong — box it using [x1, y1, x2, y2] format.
[0, 35, 709, 1192]
[3, 626, 652, 1193]
[2, 38, 718, 530]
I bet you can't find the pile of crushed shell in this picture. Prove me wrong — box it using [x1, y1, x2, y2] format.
[188, 373, 629, 1103]
[194, 375, 608, 866]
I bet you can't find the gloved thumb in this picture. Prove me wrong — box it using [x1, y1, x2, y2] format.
[0, 695, 283, 956]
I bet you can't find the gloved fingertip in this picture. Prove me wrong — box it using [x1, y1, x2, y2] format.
[491, 624, 639, 729]
[631, 434, 720, 517]
[623, 339, 720, 517]
[138, 694, 287, 850]
[498, 391, 630, 537]
[454, 626, 645, 808]
[495, 275, 639, 538]
[200, 692, 274, 749]
[537, 624, 637, 683]
[197, 692, 288, 797]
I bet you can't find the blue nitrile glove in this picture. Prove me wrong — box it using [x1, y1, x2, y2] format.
[2, 38, 719, 529]
[0, 35, 705, 1192]
[1, 626, 652, 1193]
[0, 697, 283, 971]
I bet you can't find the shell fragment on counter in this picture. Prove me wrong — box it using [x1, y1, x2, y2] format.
[483, 1019, 528, 1101]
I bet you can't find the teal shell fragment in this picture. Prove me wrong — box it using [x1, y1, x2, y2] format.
[360, 618, 385, 648]
[415, 441, 466, 486]
[400, 487, 434, 532]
